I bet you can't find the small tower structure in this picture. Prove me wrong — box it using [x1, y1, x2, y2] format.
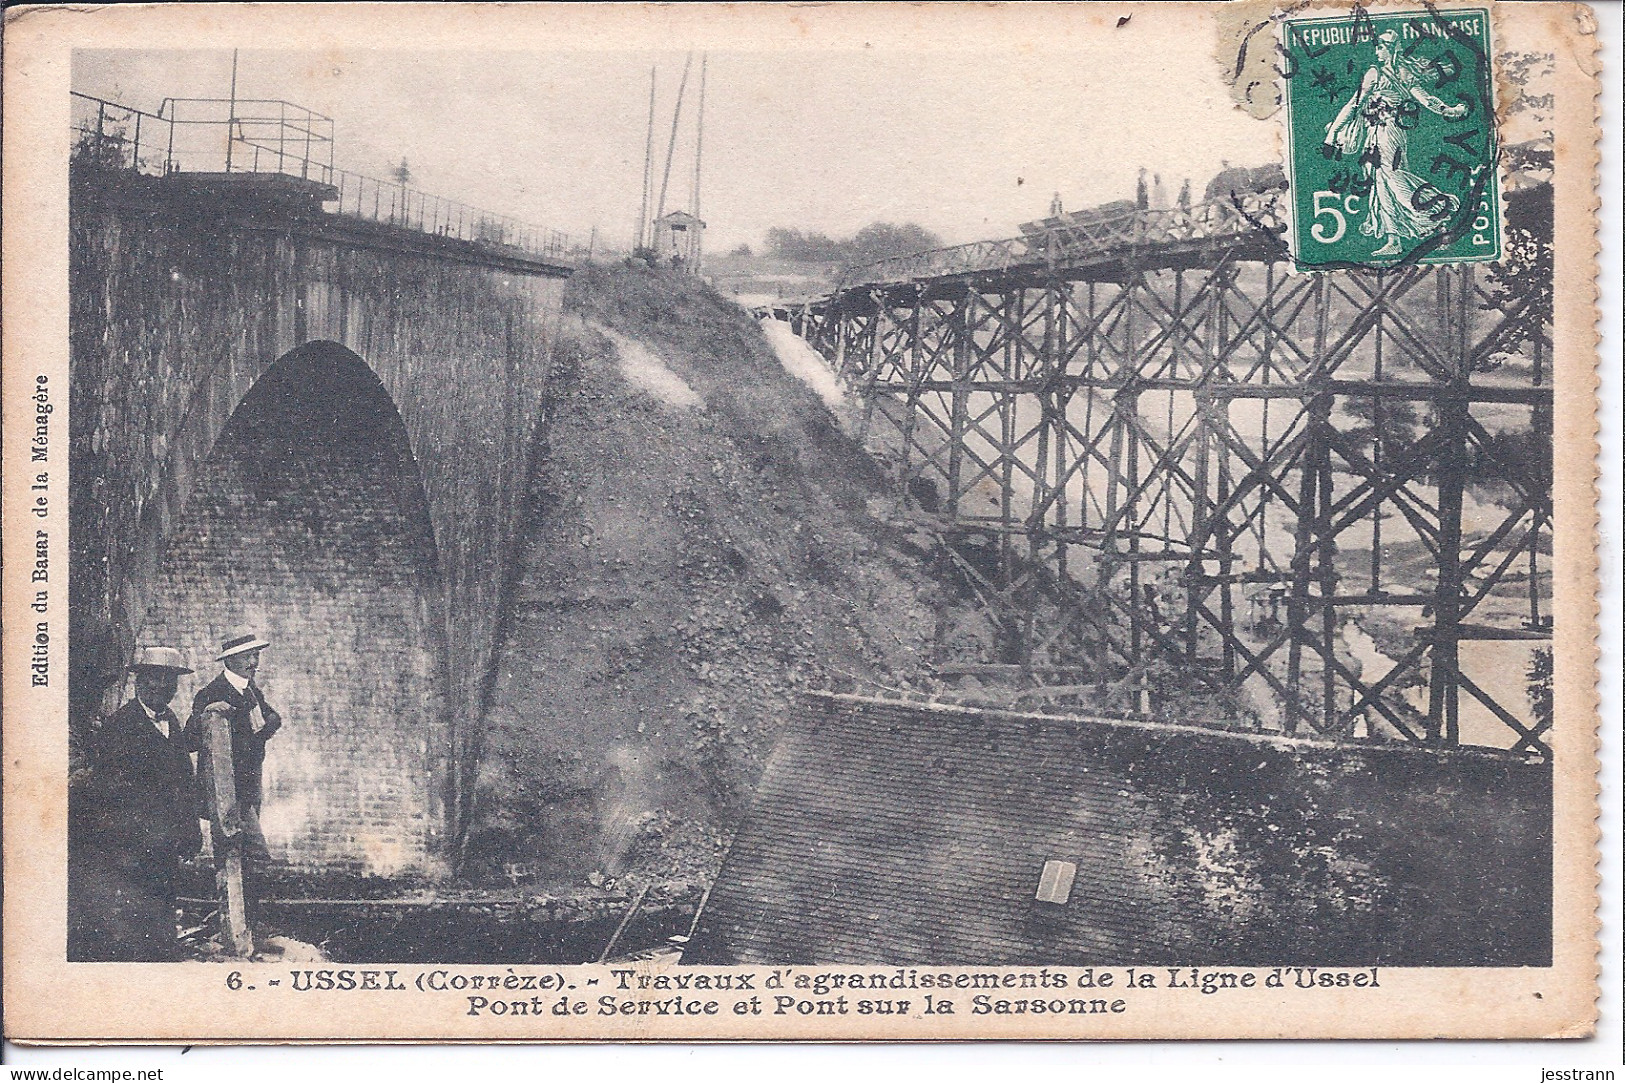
[653, 209, 705, 272]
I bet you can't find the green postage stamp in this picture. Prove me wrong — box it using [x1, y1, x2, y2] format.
[1281, 6, 1501, 268]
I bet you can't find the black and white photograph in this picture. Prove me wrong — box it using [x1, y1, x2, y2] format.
[3, 0, 1606, 1043]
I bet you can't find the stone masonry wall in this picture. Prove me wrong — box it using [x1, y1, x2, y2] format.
[69, 173, 566, 867]
[136, 349, 448, 875]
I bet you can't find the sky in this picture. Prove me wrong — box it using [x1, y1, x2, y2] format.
[74, 31, 1275, 254]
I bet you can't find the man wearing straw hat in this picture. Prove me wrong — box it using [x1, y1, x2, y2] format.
[192, 632, 283, 926]
[81, 645, 202, 961]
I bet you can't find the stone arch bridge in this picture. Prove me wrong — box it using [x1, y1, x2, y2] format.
[70, 168, 569, 878]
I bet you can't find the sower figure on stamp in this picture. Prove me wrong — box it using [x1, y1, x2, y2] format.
[82, 646, 203, 961]
[192, 632, 282, 932]
[1322, 28, 1472, 256]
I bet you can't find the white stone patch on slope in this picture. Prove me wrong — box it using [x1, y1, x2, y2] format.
[759, 317, 846, 411]
[596, 323, 704, 410]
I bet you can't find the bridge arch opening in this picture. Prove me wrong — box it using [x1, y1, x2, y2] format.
[136, 341, 451, 878]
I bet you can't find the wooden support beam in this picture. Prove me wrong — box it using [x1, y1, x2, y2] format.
[1425, 269, 1470, 746]
[797, 230, 1552, 754]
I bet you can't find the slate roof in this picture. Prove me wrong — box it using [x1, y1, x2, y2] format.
[685, 693, 1550, 967]
[656, 210, 706, 227]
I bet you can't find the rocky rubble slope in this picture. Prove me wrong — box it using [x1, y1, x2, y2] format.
[462, 265, 942, 894]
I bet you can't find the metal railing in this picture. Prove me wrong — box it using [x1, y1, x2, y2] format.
[71, 94, 169, 174]
[834, 189, 1289, 290]
[160, 96, 335, 179]
[71, 91, 583, 264]
[322, 168, 579, 260]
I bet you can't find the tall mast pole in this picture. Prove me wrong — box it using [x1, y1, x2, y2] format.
[654, 52, 693, 228]
[692, 53, 706, 272]
[637, 67, 655, 251]
[225, 49, 240, 172]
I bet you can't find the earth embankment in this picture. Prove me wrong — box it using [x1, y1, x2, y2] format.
[463, 264, 940, 894]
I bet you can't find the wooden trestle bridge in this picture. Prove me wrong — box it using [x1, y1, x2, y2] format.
[757, 185, 1554, 755]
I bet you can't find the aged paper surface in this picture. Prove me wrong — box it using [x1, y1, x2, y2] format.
[1, 1, 1602, 1042]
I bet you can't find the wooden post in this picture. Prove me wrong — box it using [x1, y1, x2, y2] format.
[597, 884, 651, 964]
[197, 706, 253, 957]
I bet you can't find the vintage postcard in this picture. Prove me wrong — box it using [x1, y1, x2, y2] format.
[1, 1, 1603, 1042]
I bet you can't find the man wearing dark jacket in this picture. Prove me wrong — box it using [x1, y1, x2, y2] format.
[192, 632, 282, 926]
[82, 646, 202, 961]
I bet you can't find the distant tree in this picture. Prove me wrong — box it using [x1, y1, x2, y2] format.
[1480, 50, 1555, 359]
[845, 222, 943, 264]
[392, 158, 413, 186]
[72, 88, 137, 173]
[765, 227, 843, 262]
[1479, 195, 1553, 359]
[765, 221, 943, 266]
[71, 124, 131, 172]
[1466, 427, 1551, 495]
[730, 242, 753, 257]
[1342, 396, 1419, 459]
[1526, 647, 1553, 733]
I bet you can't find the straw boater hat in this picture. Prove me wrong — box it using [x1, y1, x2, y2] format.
[215, 633, 270, 661]
[129, 646, 192, 674]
